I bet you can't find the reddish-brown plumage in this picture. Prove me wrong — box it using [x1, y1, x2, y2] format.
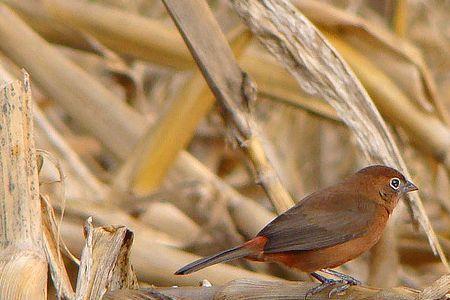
[259, 205, 388, 272]
[175, 165, 418, 279]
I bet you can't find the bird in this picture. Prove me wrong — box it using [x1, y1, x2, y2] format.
[174, 165, 418, 297]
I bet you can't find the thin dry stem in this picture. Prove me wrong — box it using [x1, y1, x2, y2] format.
[163, 0, 295, 213]
[41, 196, 75, 300]
[34, 105, 109, 202]
[392, 0, 408, 37]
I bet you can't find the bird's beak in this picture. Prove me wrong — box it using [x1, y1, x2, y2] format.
[403, 180, 418, 193]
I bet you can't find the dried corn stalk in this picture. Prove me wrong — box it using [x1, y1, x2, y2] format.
[105, 278, 419, 300]
[75, 218, 138, 300]
[0, 73, 47, 299]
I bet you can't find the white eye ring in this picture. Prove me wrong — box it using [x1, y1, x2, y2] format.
[390, 178, 400, 190]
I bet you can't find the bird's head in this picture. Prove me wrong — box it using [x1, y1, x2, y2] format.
[354, 165, 418, 213]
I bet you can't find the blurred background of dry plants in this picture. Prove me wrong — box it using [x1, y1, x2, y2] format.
[0, 0, 449, 299]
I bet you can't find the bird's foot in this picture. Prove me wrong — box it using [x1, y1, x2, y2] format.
[305, 271, 359, 299]
[305, 278, 339, 299]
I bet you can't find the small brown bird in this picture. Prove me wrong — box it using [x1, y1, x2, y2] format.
[175, 165, 418, 296]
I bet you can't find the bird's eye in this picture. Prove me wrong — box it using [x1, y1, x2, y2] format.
[390, 178, 400, 190]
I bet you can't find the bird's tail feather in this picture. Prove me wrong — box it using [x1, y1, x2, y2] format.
[174, 244, 254, 275]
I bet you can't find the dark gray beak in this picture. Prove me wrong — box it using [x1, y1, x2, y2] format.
[403, 180, 418, 193]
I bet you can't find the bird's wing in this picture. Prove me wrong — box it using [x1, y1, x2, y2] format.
[258, 189, 380, 253]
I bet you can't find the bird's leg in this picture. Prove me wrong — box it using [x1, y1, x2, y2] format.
[305, 272, 344, 299]
[320, 269, 361, 285]
[319, 269, 361, 297]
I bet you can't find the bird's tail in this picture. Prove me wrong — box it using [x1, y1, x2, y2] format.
[174, 237, 267, 275]
[174, 245, 253, 275]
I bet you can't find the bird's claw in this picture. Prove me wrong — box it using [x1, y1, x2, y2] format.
[328, 282, 350, 297]
[305, 280, 350, 299]
[305, 278, 338, 299]
[346, 277, 361, 285]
